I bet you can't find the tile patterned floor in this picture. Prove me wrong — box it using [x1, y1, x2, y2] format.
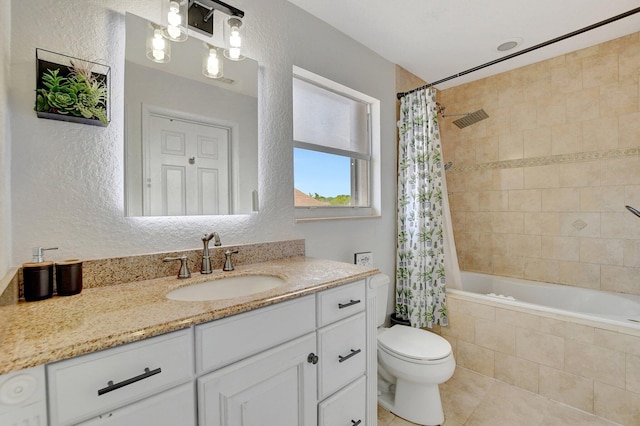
[378, 367, 619, 426]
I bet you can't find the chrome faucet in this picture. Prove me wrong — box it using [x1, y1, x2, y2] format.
[201, 232, 222, 274]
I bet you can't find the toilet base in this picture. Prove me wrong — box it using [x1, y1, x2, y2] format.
[377, 379, 444, 426]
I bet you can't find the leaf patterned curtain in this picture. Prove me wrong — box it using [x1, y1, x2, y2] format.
[395, 88, 448, 328]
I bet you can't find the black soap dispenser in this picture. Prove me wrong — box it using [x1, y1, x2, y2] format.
[22, 247, 58, 301]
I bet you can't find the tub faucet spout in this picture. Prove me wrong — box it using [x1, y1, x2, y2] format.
[201, 232, 222, 274]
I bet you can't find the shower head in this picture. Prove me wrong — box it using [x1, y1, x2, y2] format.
[437, 103, 489, 129]
[451, 109, 489, 129]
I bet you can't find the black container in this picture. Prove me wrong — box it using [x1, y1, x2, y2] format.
[390, 313, 411, 327]
[55, 260, 83, 296]
[23, 261, 54, 301]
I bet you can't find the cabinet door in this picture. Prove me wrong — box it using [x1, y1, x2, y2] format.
[198, 333, 317, 426]
[78, 383, 195, 426]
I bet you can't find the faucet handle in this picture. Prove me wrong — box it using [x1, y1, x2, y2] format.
[163, 255, 191, 279]
[222, 249, 239, 271]
[32, 247, 58, 263]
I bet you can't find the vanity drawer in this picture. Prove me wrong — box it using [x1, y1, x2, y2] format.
[317, 312, 366, 399]
[316, 280, 365, 327]
[318, 375, 366, 426]
[47, 328, 194, 426]
[195, 295, 315, 373]
[78, 382, 195, 426]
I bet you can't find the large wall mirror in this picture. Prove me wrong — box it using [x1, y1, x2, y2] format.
[124, 13, 258, 216]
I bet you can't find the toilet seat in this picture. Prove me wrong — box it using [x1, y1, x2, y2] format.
[378, 325, 451, 363]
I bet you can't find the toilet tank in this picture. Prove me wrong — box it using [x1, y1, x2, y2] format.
[370, 274, 390, 327]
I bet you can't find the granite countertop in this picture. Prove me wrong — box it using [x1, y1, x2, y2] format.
[0, 256, 379, 375]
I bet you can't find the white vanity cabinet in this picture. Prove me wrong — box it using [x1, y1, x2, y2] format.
[39, 276, 376, 426]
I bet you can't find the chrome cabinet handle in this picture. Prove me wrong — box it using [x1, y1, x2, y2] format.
[338, 348, 361, 363]
[338, 299, 361, 309]
[97, 367, 161, 396]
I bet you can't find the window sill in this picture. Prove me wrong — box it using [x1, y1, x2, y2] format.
[294, 212, 381, 223]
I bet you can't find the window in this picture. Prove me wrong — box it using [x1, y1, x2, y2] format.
[293, 67, 380, 220]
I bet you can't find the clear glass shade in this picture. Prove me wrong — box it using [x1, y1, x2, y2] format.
[146, 25, 171, 63]
[203, 46, 223, 79]
[162, 0, 188, 42]
[223, 16, 245, 61]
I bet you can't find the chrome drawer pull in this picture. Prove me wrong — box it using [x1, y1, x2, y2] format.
[351, 420, 362, 426]
[338, 348, 361, 363]
[97, 367, 162, 396]
[338, 299, 361, 309]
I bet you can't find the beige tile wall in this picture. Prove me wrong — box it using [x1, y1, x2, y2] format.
[440, 32, 640, 295]
[442, 294, 640, 425]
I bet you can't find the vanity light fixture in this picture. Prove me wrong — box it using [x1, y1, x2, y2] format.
[187, 0, 245, 35]
[163, 0, 189, 42]
[147, 23, 171, 63]
[203, 45, 224, 78]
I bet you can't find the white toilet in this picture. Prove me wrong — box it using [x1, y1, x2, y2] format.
[373, 274, 455, 426]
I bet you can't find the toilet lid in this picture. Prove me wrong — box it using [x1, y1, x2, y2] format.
[378, 325, 451, 361]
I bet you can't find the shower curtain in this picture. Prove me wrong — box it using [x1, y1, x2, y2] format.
[395, 88, 449, 328]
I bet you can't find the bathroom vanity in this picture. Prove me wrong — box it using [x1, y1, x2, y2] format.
[0, 256, 379, 426]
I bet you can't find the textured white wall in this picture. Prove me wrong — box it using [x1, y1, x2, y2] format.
[9, 0, 397, 281]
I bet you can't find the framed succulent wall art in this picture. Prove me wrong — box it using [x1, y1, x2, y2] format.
[34, 49, 111, 127]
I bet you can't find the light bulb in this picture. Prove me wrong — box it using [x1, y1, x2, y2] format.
[153, 49, 165, 62]
[229, 27, 241, 48]
[152, 29, 166, 50]
[228, 47, 241, 60]
[207, 51, 220, 75]
[167, 25, 181, 39]
[167, 2, 182, 26]
[203, 47, 223, 78]
[148, 28, 170, 63]
[163, 0, 187, 42]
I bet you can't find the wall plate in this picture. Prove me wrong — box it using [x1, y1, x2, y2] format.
[354, 252, 373, 267]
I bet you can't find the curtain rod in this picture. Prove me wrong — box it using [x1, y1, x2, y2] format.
[397, 6, 640, 100]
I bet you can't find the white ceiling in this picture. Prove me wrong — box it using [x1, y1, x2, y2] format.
[286, 0, 640, 90]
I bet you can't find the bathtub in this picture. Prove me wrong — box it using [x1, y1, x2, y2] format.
[447, 271, 640, 329]
[443, 271, 640, 424]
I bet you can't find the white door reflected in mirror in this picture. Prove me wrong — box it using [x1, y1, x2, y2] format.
[145, 113, 230, 215]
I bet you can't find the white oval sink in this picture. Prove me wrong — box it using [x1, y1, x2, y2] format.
[166, 275, 285, 302]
